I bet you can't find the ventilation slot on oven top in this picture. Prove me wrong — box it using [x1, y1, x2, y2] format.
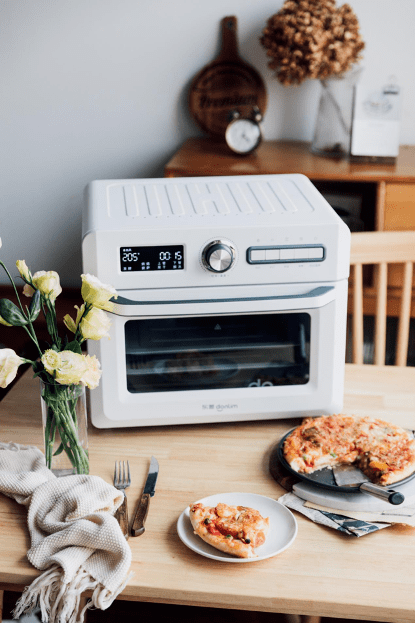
[107, 178, 316, 221]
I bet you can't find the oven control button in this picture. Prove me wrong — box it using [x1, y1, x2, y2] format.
[251, 249, 266, 261]
[308, 246, 324, 259]
[202, 241, 235, 272]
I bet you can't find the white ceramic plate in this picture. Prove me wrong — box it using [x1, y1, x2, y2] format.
[177, 492, 298, 563]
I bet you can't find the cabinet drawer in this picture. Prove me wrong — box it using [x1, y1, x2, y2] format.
[384, 183, 415, 230]
[383, 184, 415, 288]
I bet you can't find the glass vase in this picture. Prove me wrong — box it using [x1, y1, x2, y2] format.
[40, 380, 89, 476]
[311, 67, 363, 159]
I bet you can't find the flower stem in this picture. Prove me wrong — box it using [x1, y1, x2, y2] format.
[0, 261, 28, 317]
[22, 324, 43, 358]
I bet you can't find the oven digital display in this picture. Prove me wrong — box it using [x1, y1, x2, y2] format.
[120, 246, 184, 272]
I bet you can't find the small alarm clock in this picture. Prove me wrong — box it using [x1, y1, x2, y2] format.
[225, 106, 263, 155]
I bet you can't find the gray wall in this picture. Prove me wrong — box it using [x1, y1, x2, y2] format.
[1, 0, 414, 286]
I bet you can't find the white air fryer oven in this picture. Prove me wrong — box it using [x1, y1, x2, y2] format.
[82, 174, 351, 428]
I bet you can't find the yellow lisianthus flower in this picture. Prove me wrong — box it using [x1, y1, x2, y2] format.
[41, 349, 61, 376]
[79, 306, 111, 340]
[41, 349, 89, 385]
[41, 350, 88, 385]
[32, 271, 62, 301]
[81, 354, 102, 389]
[56, 351, 88, 385]
[0, 348, 23, 388]
[16, 260, 31, 281]
[81, 274, 117, 312]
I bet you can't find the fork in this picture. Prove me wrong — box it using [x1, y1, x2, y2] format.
[114, 460, 131, 540]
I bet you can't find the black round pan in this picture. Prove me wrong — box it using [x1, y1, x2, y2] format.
[276, 427, 415, 494]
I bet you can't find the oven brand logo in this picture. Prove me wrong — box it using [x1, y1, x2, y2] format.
[202, 404, 238, 411]
[248, 378, 274, 387]
[216, 403, 238, 412]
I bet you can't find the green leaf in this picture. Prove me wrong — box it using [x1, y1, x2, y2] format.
[64, 340, 82, 354]
[0, 298, 28, 326]
[28, 289, 41, 321]
[53, 443, 65, 457]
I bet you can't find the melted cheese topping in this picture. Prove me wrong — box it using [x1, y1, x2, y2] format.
[283, 414, 415, 484]
[189, 502, 270, 557]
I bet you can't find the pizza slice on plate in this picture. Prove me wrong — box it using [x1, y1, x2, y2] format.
[189, 501, 269, 558]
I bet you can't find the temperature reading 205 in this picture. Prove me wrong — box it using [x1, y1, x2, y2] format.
[122, 251, 140, 263]
[120, 245, 184, 272]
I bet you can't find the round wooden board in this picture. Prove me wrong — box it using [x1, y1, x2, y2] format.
[189, 16, 267, 139]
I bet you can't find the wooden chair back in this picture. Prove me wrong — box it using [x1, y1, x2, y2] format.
[349, 231, 415, 366]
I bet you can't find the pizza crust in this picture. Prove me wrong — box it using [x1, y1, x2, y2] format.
[283, 414, 415, 486]
[189, 502, 269, 558]
[369, 456, 415, 485]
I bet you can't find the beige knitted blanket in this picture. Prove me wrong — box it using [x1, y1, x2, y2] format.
[0, 442, 133, 623]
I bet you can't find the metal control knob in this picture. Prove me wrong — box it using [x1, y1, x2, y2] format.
[202, 241, 235, 273]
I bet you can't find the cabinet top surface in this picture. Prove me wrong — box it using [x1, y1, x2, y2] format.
[165, 139, 415, 182]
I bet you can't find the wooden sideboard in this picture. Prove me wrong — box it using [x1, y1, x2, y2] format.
[165, 139, 415, 320]
[164, 139, 415, 233]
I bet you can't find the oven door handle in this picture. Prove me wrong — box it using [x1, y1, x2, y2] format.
[110, 285, 336, 317]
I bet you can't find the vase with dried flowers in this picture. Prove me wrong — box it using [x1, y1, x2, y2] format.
[260, 0, 365, 157]
[0, 243, 116, 476]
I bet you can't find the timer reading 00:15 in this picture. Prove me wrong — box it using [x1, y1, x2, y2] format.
[120, 245, 184, 272]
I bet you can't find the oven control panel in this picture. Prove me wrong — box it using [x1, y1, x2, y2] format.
[247, 245, 325, 264]
[83, 175, 350, 289]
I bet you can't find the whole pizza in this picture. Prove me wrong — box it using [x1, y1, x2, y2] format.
[189, 502, 269, 558]
[283, 414, 415, 485]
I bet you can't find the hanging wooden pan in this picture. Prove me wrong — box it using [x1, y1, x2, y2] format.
[189, 16, 267, 139]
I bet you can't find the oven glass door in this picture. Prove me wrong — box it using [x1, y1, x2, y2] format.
[125, 313, 310, 393]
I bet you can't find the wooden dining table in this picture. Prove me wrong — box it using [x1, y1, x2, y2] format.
[1, 364, 415, 623]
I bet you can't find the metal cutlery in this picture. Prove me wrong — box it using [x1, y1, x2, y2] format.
[131, 455, 159, 537]
[332, 464, 405, 505]
[114, 460, 131, 539]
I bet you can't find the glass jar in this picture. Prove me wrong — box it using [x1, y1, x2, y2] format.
[40, 380, 89, 476]
[311, 67, 363, 159]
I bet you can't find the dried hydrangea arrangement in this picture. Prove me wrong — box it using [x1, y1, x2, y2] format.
[260, 0, 365, 85]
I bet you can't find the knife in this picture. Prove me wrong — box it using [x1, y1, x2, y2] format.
[332, 464, 405, 505]
[131, 456, 159, 536]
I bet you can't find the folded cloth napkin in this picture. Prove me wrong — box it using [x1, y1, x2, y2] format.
[303, 498, 415, 526]
[279, 492, 391, 536]
[0, 442, 133, 623]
